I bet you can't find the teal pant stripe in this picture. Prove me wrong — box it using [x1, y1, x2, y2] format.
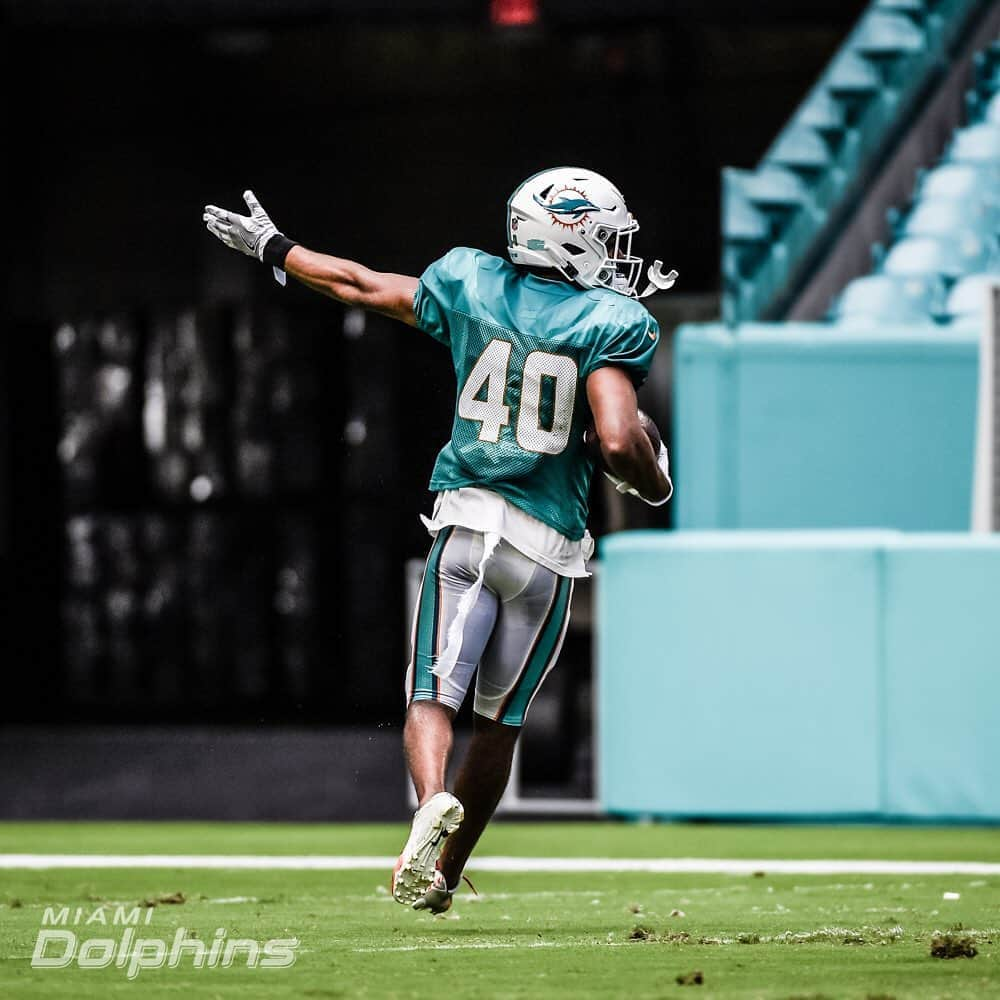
[501, 575, 572, 725]
[413, 527, 453, 698]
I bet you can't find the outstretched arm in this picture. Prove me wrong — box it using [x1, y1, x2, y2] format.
[586, 366, 671, 504]
[282, 246, 418, 325]
[203, 190, 419, 326]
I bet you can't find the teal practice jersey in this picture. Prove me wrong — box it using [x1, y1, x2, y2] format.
[413, 247, 659, 541]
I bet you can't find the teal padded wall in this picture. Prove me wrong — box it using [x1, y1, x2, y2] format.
[598, 531, 885, 818]
[673, 324, 979, 531]
[598, 531, 1000, 821]
[883, 537, 1000, 820]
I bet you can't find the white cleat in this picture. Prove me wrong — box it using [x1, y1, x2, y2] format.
[412, 865, 478, 914]
[391, 792, 464, 905]
[412, 865, 456, 914]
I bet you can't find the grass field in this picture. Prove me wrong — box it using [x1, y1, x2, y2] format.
[1, 822, 998, 998]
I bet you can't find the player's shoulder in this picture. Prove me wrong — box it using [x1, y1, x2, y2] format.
[583, 287, 658, 339]
[585, 285, 652, 321]
[418, 248, 516, 328]
[431, 246, 507, 280]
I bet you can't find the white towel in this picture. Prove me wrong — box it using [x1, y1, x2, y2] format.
[431, 530, 501, 680]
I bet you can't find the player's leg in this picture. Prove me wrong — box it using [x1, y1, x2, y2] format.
[414, 710, 519, 913]
[436, 711, 520, 891]
[404, 526, 470, 804]
[403, 526, 500, 799]
[395, 526, 499, 904]
[403, 700, 455, 807]
[437, 545, 573, 889]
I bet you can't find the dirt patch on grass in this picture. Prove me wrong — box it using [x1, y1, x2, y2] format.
[930, 933, 978, 959]
[141, 891, 186, 907]
[624, 924, 913, 946]
[675, 970, 703, 986]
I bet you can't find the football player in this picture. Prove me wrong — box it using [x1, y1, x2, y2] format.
[204, 167, 673, 912]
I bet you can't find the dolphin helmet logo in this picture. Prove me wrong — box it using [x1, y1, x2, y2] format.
[533, 186, 612, 229]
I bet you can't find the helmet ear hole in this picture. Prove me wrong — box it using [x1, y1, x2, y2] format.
[561, 243, 586, 256]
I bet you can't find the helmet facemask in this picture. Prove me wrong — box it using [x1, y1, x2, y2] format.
[586, 216, 643, 297]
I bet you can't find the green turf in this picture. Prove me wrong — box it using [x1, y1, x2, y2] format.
[0, 823, 997, 998]
[3, 820, 1000, 861]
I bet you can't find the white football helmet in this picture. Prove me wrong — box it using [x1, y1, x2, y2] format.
[507, 166, 676, 299]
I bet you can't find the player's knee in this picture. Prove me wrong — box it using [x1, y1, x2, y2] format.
[472, 711, 521, 744]
[406, 699, 457, 725]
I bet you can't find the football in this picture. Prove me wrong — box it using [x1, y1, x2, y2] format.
[583, 409, 661, 473]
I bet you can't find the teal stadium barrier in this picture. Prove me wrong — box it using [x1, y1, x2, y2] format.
[629, 14, 1000, 824]
[598, 531, 1000, 821]
[673, 322, 979, 531]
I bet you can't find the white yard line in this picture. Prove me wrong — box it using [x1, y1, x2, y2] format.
[1, 855, 999, 875]
[352, 940, 628, 954]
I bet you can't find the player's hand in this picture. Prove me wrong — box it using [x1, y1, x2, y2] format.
[203, 190, 280, 261]
[655, 441, 674, 504]
[603, 442, 673, 506]
[603, 471, 636, 496]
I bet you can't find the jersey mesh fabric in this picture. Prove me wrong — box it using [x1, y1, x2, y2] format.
[413, 247, 659, 541]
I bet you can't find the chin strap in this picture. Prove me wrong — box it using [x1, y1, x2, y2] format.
[638, 260, 678, 299]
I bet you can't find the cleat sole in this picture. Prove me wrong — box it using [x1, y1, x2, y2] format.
[391, 796, 464, 904]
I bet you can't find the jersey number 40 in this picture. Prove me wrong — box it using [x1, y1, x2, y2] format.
[458, 338, 577, 455]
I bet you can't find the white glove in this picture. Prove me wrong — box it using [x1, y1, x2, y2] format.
[204, 190, 294, 285]
[654, 440, 674, 504]
[203, 190, 279, 260]
[603, 441, 673, 507]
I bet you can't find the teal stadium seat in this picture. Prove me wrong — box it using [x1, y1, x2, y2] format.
[797, 91, 849, 148]
[898, 197, 1000, 241]
[915, 162, 1000, 204]
[945, 122, 1000, 164]
[729, 164, 816, 217]
[768, 126, 835, 180]
[944, 272, 1000, 319]
[721, 184, 773, 326]
[873, 0, 929, 25]
[881, 233, 997, 280]
[827, 50, 883, 116]
[723, 184, 770, 243]
[831, 273, 944, 325]
[853, 10, 926, 61]
[873, 0, 928, 19]
[986, 91, 1000, 124]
